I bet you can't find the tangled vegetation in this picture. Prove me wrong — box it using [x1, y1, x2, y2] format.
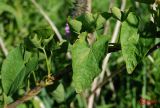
[0, 0, 160, 108]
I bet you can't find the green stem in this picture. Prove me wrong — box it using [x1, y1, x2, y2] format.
[42, 48, 51, 77]
[142, 62, 147, 108]
[32, 71, 37, 85]
[27, 77, 30, 92]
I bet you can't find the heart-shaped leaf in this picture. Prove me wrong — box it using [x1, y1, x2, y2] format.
[72, 32, 108, 93]
[120, 13, 153, 74]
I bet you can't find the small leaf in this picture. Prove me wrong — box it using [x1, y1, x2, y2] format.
[1, 46, 26, 95]
[77, 13, 96, 32]
[111, 7, 122, 21]
[34, 28, 53, 39]
[101, 12, 112, 20]
[94, 14, 106, 30]
[72, 32, 108, 93]
[34, 28, 54, 46]
[42, 35, 53, 46]
[29, 28, 54, 48]
[52, 83, 65, 103]
[24, 51, 39, 76]
[29, 34, 42, 48]
[68, 17, 82, 33]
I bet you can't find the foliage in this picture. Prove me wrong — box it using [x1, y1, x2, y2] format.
[0, 0, 160, 108]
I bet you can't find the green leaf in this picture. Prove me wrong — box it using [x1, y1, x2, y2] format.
[0, 3, 16, 15]
[24, 51, 39, 76]
[9, 67, 26, 95]
[72, 32, 108, 93]
[111, 7, 122, 21]
[34, 28, 53, 39]
[77, 13, 96, 32]
[120, 13, 152, 74]
[68, 17, 82, 33]
[34, 28, 54, 46]
[101, 12, 112, 20]
[1, 46, 26, 95]
[52, 83, 65, 103]
[29, 34, 42, 48]
[0, 2, 23, 28]
[120, 13, 140, 74]
[29, 28, 54, 48]
[121, 15, 138, 73]
[94, 14, 106, 30]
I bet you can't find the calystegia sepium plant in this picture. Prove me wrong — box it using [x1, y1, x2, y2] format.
[0, 0, 160, 108]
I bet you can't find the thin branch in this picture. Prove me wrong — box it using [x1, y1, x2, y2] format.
[7, 85, 43, 108]
[0, 37, 8, 57]
[30, 0, 63, 42]
[6, 65, 72, 108]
